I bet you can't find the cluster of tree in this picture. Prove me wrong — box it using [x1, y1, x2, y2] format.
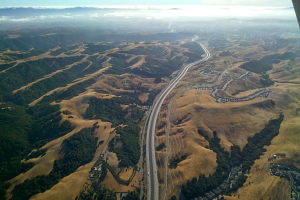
[0, 31, 210, 200]
[50, 47, 67, 56]
[9, 61, 89, 104]
[239, 113, 284, 172]
[0, 103, 75, 199]
[103, 83, 158, 106]
[225, 114, 284, 193]
[219, 51, 232, 57]
[0, 56, 83, 95]
[0, 29, 202, 200]
[84, 97, 144, 126]
[7, 56, 107, 105]
[123, 45, 169, 58]
[0, 29, 194, 53]
[28, 105, 74, 148]
[169, 154, 188, 169]
[99, 162, 108, 182]
[0, 104, 33, 199]
[83, 43, 116, 55]
[181, 42, 205, 62]
[12, 128, 97, 200]
[260, 74, 274, 87]
[122, 191, 140, 200]
[170, 196, 177, 200]
[104, 54, 131, 75]
[2, 49, 42, 62]
[240, 52, 296, 74]
[41, 78, 96, 104]
[0, 33, 50, 51]
[129, 56, 184, 79]
[181, 114, 284, 199]
[110, 124, 141, 168]
[76, 179, 116, 200]
[0, 29, 131, 53]
[264, 38, 300, 51]
[0, 62, 18, 72]
[105, 45, 200, 79]
[208, 38, 229, 51]
[106, 51, 174, 78]
[181, 132, 231, 199]
[105, 164, 135, 185]
[156, 143, 166, 151]
[0, 31, 84, 52]
[24, 148, 47, 160]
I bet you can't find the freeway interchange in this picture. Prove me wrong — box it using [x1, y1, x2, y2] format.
[145, 41, 211, 200]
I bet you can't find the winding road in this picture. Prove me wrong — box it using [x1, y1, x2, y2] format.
[145, 42, 211, 200]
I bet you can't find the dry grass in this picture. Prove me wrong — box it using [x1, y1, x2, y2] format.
[102, 170, 140, 193]
[127, 55, 146, 69]
[226, 83, 300, 200]
[12, 55, 91, 94]
[23, 87, 116, 199]
[8, 83, 118, 198]
[270, 59, 300, 84]
[5, 41, 200, 199]
[157, 63, 277, 199]
[155, 40, 300, 200]
[156, 91, 218, 199]
[138, 93, 149, 103]
[7, 126, 79, 196]
[119, 168, 134, 180]
[171, 89, 275, 149]
[0, 46, 69, 74]
[29, 58, 112, 106]
[30, 122, 115, 200]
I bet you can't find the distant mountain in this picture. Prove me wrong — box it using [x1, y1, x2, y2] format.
[0, 7, 113, 17]
[0, 6, 296, 22]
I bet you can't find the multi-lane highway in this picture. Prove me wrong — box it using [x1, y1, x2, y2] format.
[145, 42, 210, 200]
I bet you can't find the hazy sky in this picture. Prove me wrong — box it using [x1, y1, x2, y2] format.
[0, 0, 293, 7]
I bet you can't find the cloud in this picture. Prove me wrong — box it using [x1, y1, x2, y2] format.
[198, 0, 292, 7]
[0, 6, 295, 23]
[101, 6, 295, 19]
[0, 0, 293, 7]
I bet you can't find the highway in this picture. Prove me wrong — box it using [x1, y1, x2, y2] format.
[145, 42, 210, 200]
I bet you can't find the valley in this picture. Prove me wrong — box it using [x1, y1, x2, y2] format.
[153, 33, 300, 200]
[0, 29, 207, 200]
[0, 6, 299, 200]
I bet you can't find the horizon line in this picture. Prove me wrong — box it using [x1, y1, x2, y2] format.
[0, 5, 293, 9]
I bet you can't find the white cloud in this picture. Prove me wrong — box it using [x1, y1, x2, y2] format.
[198, 0, 292, 7]
[102, 6, 295, 19]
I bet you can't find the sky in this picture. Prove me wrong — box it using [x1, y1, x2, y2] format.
[0, 0, 293, 7]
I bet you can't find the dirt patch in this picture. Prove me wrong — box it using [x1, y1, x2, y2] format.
[138, 93, 149, 103]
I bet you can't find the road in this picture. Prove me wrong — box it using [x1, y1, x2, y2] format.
[145, 42, 210, 200]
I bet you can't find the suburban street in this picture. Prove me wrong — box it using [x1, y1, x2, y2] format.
[145, 42, 211, 200]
